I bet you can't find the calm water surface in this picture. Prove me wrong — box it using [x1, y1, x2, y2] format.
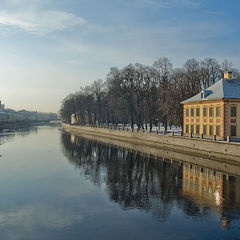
[0, 126, 240, 240]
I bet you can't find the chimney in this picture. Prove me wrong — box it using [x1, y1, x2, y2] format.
[224, 71, 232, 80]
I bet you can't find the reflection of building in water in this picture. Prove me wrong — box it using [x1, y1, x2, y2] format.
[182, 162, 224, 206]
[182, 162, 240, 229]
[71, 134, 76, 144]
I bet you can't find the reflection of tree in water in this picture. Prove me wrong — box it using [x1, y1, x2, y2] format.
[177, 198, 209, 218]
[61, 132, 240, 225]
[106, 150, 183, 221]
[61, 132, 184, 220]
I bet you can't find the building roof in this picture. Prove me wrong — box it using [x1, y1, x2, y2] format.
[182, 78, 240, 104]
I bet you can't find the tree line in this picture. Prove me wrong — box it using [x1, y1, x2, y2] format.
[60, 57, 239, 131]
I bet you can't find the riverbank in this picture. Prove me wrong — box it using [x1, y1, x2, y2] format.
[64, 128, 240, 178]
[0, 120, 50, 132]
[62, 123, 240, 163]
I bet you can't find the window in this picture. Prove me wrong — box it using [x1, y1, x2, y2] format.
[208, 170, 213, 180]
[202, 168, 207, 177]
[209, 107, 214, 117]
[186, 108, 189, 117]
[191, 125, 194, 134]
[203, 107, 207, 117]
[216, 107, 221, 117]
[191, 108, 194, 117]
[231, 106, 237, 117]
[216, 126, 220, 136]
[203, 125, 207, 135]
[190, 180, 193, 189]
[231, 125, 236, 137]
[186, 125, 189, 134]
[195, 166, 200, 176]
[196, 125, 200, 135]
[196, 108, 200, 117]
[209, 125, 213, 135]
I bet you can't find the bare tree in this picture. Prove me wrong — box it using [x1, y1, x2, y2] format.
[200, 58, 221, 89]
[60, 57, 239, 131]
[221, 59, 240, 78]
[153, 57, 173, 130]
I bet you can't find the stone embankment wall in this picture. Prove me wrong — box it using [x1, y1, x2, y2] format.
[62, 123, 240, 163]
[66, 130, 240, 177]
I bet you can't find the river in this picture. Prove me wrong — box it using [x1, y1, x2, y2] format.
[0, 125, 240, 240]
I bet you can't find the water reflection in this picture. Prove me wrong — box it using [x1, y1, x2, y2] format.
[182, 162, 240, 229]
[61, 132, 240, 228]
[0, 126, 38, 146]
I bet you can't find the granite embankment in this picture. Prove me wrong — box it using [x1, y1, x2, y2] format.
[62, 123, 240, 163]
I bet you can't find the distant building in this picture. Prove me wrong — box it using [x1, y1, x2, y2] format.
[0, 100, 7, 122]
[0, 100, 5, 110]
[182, 72, 240, 141]
[0, 110, 7, 122]
[0, 103, 58, 123]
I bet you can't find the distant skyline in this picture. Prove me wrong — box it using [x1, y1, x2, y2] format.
[0, 0, 240, 113]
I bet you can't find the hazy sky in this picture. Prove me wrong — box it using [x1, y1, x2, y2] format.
[0, 0, 240, 113]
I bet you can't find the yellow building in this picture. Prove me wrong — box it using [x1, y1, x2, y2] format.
[182, 72, 240, 141]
